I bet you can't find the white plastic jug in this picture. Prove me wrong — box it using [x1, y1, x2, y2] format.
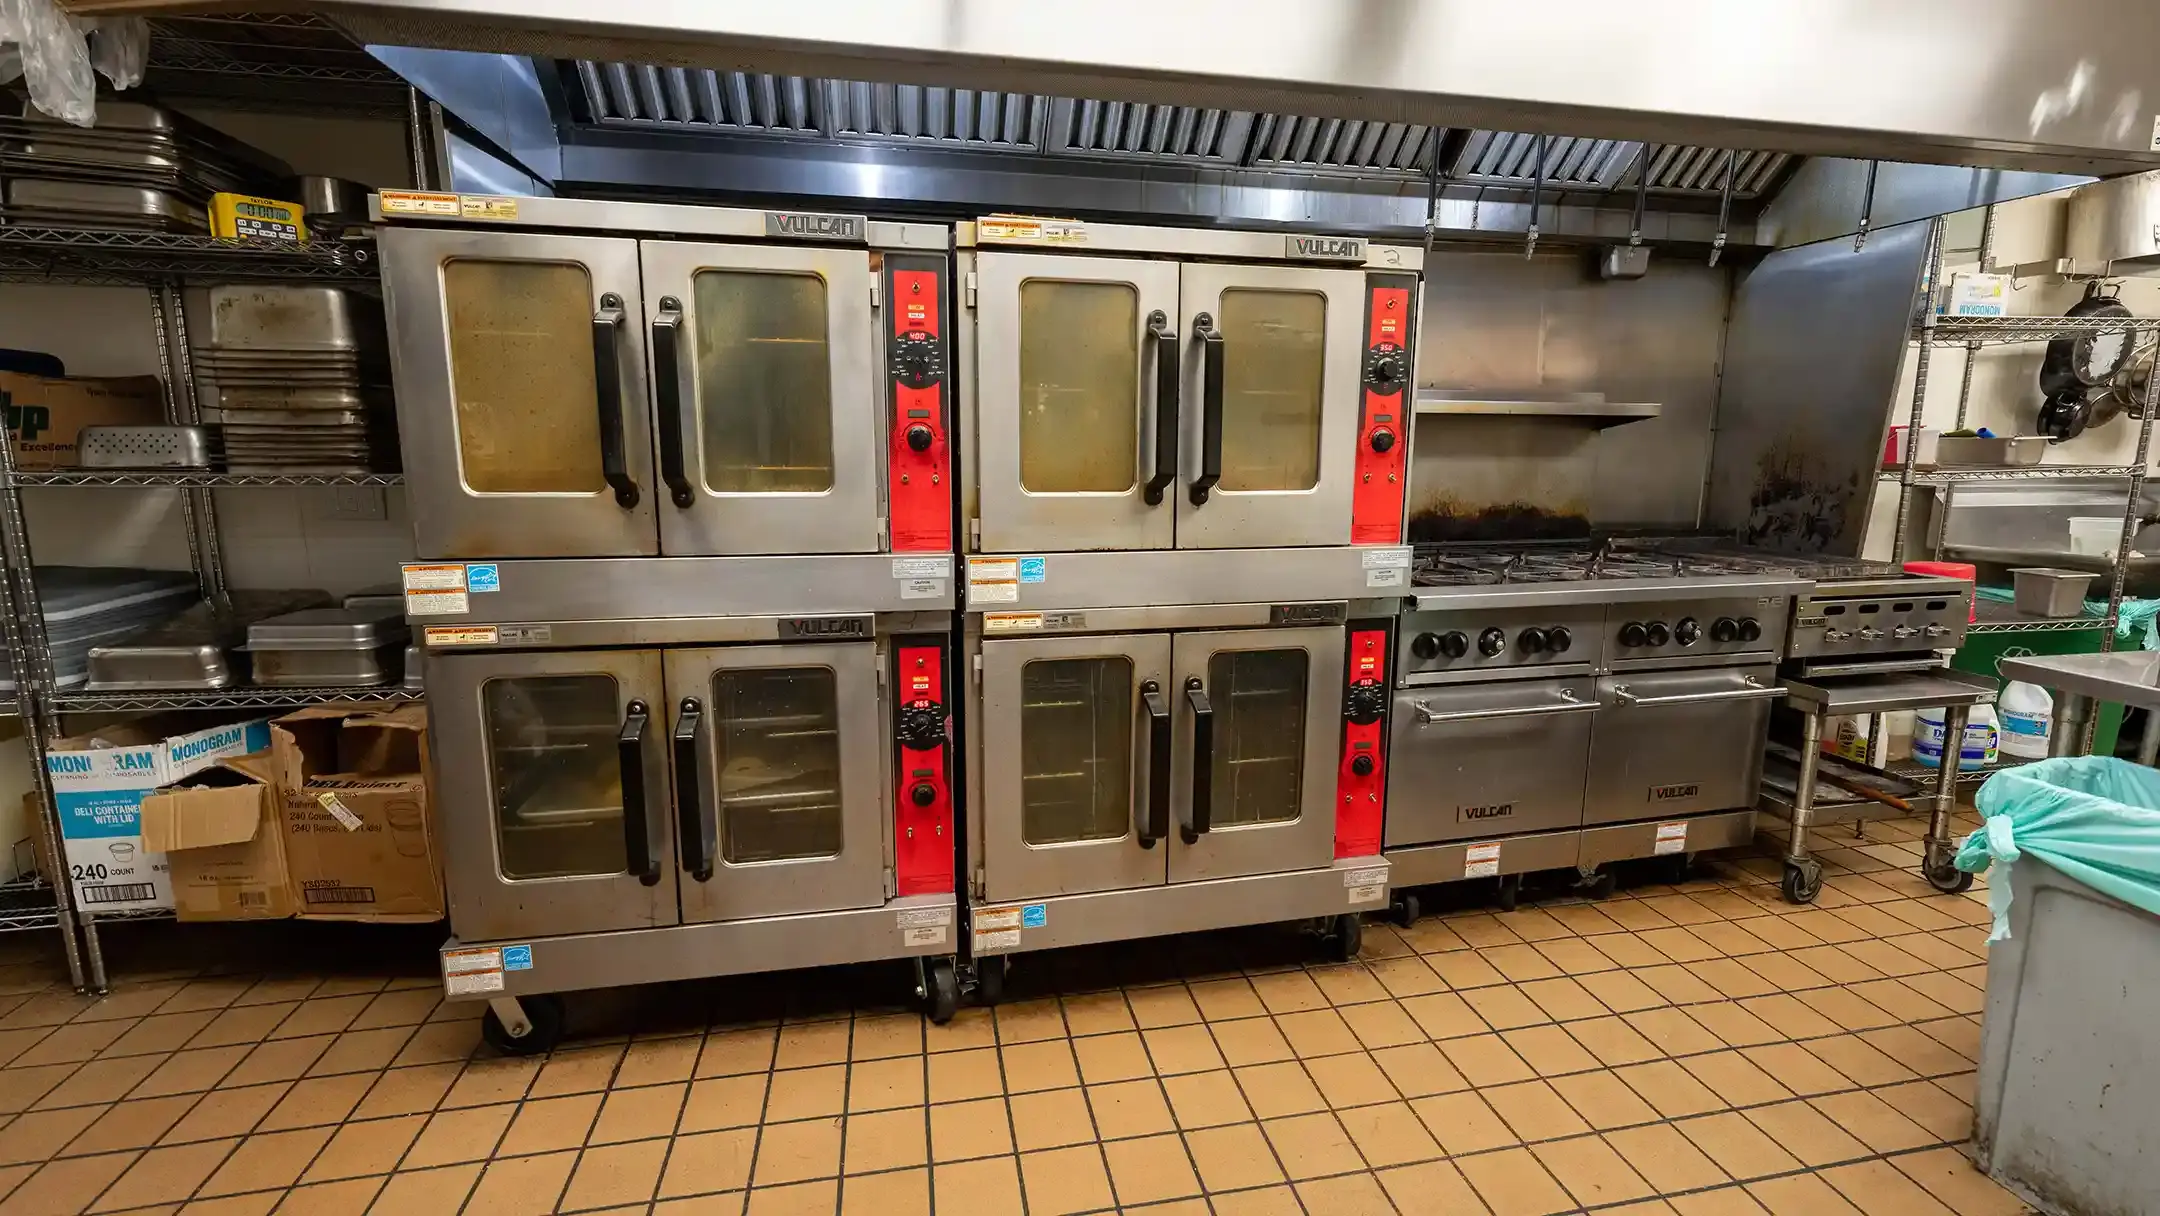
[1999, 681, 2054, 760]
[1915, 705, 1999, 771]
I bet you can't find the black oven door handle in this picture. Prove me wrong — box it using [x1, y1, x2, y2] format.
[651, 297, 696, 509]
[1189, 312, 1224, 506]
[1609, 677, 1784, 708]
[673, 696, 715, 881]
[1414, 689, 1599, 725]
[1138, 679, 1170, 847]
[1182, 676, 1213, 843]
[1143, 311, 1179, 506]
[617, 699, 660, 886]
[590, 295, 639, 509]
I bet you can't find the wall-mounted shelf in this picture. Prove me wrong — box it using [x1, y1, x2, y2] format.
[1414, 393, 1661, 428]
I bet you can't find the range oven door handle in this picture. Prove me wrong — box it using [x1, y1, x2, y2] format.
[1610, 677, 1785, 708]
[1414, 689, 1598, 725]
[590, 294, 639, 509]
[1188, 312, 1224, 506]
[650, 297, 696, 509]
[617, 699, 660, 886]
[673, 696, 715, 881]
[1182, 677, 1213, 843]
[1138, 679, 1170, 847]
[1143, 311, 1179, 506]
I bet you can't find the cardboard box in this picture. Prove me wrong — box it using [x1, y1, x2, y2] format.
[140, 752, 296, 921]
[272, 703, 442, 922]
[46, 716, 272, 912]
[0, 372, 165, 469]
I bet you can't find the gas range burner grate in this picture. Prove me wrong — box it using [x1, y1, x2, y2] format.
[1411, 544, 1693, 586]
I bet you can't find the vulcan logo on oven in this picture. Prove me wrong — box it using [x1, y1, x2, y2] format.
[1649, 783, 1700, 801]
[1287, 235, 1367, 262]
[765, 211, 864, 241]
[1457, 803, 1515, 823]
[779, 616, 872, 639]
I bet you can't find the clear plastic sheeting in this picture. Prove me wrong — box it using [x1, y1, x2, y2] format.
[0, 0, 148, 127]
[1957, 756, 2160, 940]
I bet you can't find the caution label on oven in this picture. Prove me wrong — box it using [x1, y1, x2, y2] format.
[1362, 546, 1412, 588]
[967, 557, 1019, 604]
[1653, 821, 1689, 855]
[378, 190, 460, 216]
[424, 626, 499, 647]
[1464, 842, 1502, 879]
[984, 613, 1043, 632]
[978, 217, 1087, 245]
[403, 563, 470, 616]
[441, 947, 504, 995]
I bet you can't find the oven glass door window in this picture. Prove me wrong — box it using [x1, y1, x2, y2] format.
[1208, 648, 1308, 827]
[1019, 279, 1140, 494]
[445, 259, 606, 495]
[713, 666, 844, 863]
[1218, 289, 1325, 492]
[1021, 655, 1135, 845]
[692, 269, 835, 494]
[483, 673, 627, 879]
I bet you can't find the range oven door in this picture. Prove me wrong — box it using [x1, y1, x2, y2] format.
[1169, 626, 1345, 881]
[978, 632, 1173, 902]
[973, 251, 1182, 553]
[381, 227, 656, 559]
[639, 241, 885, 556]
[1384, 676, 1597, 846]
[433, 648, 676, 941]
[664, 641, 889, 922]
[1585, 664, 1780, 824]
[1175, 263, 1368, 549]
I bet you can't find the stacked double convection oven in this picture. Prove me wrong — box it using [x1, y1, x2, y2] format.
[378, 198, 966, 1045]
[954, 218, 1421, 986]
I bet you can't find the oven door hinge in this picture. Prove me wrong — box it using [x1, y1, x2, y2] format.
[876, 663, 887, 689]
[963, 271, 978, 309]
[968, 517, 982, 549]
[973, 865, 987, 900]
[972, 653, 984, 683]
[883, 866, 896, 898]
[870, 278, 882, 309]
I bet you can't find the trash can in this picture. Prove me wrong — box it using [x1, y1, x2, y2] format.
[1957, 758, 2160, 1215]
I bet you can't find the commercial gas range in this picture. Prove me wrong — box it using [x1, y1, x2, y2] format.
[1381, 541, 1811, 914]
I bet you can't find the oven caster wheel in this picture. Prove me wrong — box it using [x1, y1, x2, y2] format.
[925, 959, 960, 1025]
[1780, 861, 1823, 905]
[1325, 913, 1363, 962]
[1390, 892, 1421, 928]
[1661, 851, 1695, 884]
[1587, 870, 1618, 901]
[1924, 857, 1975, 895]
[481, 994, 564, 1057]
[971, 956, 1006, 1007]
[1496, 873, 1521, 913]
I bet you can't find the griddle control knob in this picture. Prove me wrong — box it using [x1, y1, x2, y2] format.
[1711, 617, 1740, 643]
[1411, 632, 1442, 660]
[910, 781, 938, 808]
[1674, 618, 1701, 646]
[1643, 621, 1672, 646]
[1737, 618, 1763, 642]
[1350, 753, 1376, 777]
[905, 424, 934, 452]
[1438, 631, 1470, 658]
[897, 702, 944, 750]
[1546, 626, 1572, 654]
[1516, 627, 1549, 655]
[1619, 621, 1648, 647]
[1344, 680, 1387, 725]
[1368, 427, 1397, 454]
[1477, 627, 1507, 657]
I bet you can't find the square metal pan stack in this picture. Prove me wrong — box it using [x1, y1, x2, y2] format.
[0, 100, 290, 232]
[184, 285, 398, 474]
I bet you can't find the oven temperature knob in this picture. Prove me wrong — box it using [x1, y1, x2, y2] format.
[1368, 427, 1397, 454]
[905, 423, 934, 452]
[1350, 753, 1375, 777]
[1344, 680, 1387, 725]
[1546, 626, 1572, 654]
[1438, 631, 1469, 658]
[1364, 345, 1408, 392]
[1737, 618, 1762, 642]
[1410, 632, 1441, 660]
[897, 702, 945, 750]
[1619, 622, 1648, 647]
[1477, 627, 1507, 657]
[1711, 617, 1739, 642]
[910, 781, 938, 807]
[1674, 618, 1701, 646]
[1643, 621, 1671, 646]
[1516, 627, 1549, 655]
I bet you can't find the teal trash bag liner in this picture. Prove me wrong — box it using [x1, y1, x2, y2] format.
[1956, 755, 2160, 941]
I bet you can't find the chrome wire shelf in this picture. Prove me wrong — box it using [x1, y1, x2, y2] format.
[1898, 464, 2140, 484]
[1968, 598, 2111, 635]
[1914, 314, 2160, 346]
[0, 877, 60, 934]
[79, 906, 175, 925]
[1887, 753, 2037, 791]
[16, 471, 403, 489]
[0, 229, 376, 285]
[50, 686, 420, 714]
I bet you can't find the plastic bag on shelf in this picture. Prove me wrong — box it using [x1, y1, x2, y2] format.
[0, 0, 93, 127]
[86, 16, 147, 92]
[1956, 755, 2160, 941]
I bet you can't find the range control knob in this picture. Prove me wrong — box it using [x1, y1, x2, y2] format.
[1344, 681, 1387, 725]
[1368, 427, 1397, 454]
[1546, 626, 1572, 654]
[1350, 753, 1376, 777]
[1516, 627, 1549, 655]
[1619, 621, 1648, 647]
[1674, 618, 1701, 646]
[1737, 617, 1763, 642]
[897, 702, 945, 750]
[1644, 621, 1672, 646]
[1438, 631, 1470, 658]
[909, 781, 938, 808]
[904, 423, 934, 452]
[1711, 617, 1740, 643]
[1410, 632, 1442, 660]
[1477, 627, 1507, 657]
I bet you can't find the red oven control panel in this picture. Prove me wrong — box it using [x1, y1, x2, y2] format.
[893, 641, 953, 895]
[1351, 277, 1417, 544]
[1335, 626, 1389, 858]
[887, 259, 952, 552]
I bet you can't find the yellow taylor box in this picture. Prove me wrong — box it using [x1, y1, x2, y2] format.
[209, 193, 307, 242]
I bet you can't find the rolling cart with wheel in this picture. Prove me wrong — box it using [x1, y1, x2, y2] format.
[1759, 669, 1998, 904]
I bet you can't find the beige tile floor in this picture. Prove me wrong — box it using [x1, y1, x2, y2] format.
[0, 810, 2035, 1215]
